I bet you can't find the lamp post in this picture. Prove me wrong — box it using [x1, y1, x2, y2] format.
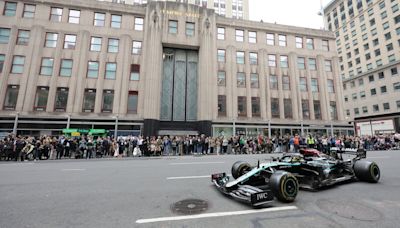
[66, 114, 71, 129]
[330, 120, 334, 137]
[232, 118, 236, 137]
[268, 119, 271, 138]
[12, 112, 19, 135]
[300, 119, 304, 137]
[112, 115, 119, 140]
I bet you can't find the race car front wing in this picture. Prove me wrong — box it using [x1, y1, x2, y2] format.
[211, 173, 274, 207]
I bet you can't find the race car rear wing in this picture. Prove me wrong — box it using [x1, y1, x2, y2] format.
[330, 147, 367, 159]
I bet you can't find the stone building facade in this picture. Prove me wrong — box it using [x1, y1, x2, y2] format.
[0, 0, 351, 137]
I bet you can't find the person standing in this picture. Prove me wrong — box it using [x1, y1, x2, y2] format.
[306, 134, 315, 149]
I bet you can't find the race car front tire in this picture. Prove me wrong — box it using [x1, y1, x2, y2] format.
[354, 160, 380, 183]
[269, 171, 299, 203]
[231, 161, 251, 179]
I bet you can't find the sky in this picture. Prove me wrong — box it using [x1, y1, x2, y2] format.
[249, 0, 333, 29]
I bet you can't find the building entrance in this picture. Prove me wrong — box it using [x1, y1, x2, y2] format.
[160, 48, 198, 122]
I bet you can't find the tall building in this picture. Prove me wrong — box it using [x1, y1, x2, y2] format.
[0, 0, 351, 137]
[323, 0, 400, 135]
[98, 0, 249, 19]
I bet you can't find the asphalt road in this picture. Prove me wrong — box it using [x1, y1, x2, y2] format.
[0, 150, 399, 228]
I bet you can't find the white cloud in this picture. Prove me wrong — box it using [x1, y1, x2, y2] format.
[249, 0, 332, 29]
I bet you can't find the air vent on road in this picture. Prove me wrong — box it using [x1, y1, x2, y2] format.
[171, 199, 209, 215]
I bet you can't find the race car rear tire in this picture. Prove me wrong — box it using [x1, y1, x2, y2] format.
[269, 171, 299, 203]
[354, 160, 380, 183]
[231, 161, 251, 179]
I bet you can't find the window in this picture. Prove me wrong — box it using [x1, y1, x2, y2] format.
[237, 96, 247, 116]
[90, 37, 102, 52]
[311, 79, 319, 92]
[300, 77, 307, 91]
[297, 57, 305, 69]
[60, 59, 73, 77]
[108, 38, 119, 53]
[393, 82, 400, 91]
[266, 33, 274, 45]
[385, 32, 392, 40]
[251, 97, 260, 117]
[50, 7, 62, 22]
[0, 54, 4, 73]
[237, 72, 245, 87]
[381, 86, 387, 93]
[373, 38, 379, 46]
[23, 4, 35, 18]
[83, 89, 96, 112]
[68, 9, 80, 24]
[3, 85, 19, 110]
[373, 104, 379, 112]
[387, 43, 394, 51]
[127, 91, 138, 113]
[34, 87, 49, 111]
[270, 75, 278, 89]
[345, 96, 348, 102]
[16, 30, 30, 45]
[370, 88, 377, 96]
[280, 55, 288, 68]
[351, 81, 355, 88]
[306, 58, 315, 70]
[330, 101, 337, 120]
[352, 93, 358, 100]
[327, 79, 335, 93]
[378, 72, 384, 79]
[283, 99, 292, 119]
[3, 2, 17, 16]
[45, 33, 58, 48]
[54, 88, 68, 112]
[0, 28, 11, 44]
[397, 100, 400, 109]
[217, 49, 225, 62]
[249, 52, 258, 65]
[105, 62, 117, 79]
[11, 56, 25, 74]
[282, 76, 290, 90]
[271, 98, 280, 118]
[306, 38, 314, 49]
[130, 64, 140, 80]
[374, 49, 381, 57]
[87, 61, 99, 78]
[132, 41, 142, 55]
[250, 73, 259, 88]
[168, 20, 178, 34]
[110, 14, 122, 28]
[249, 31, 257, 43]
[369, 75, 374, 82]
[302, 100, 310, 119]
[268, 55, 276, 67]
[322, 40, 329, 51]
[236, 29, 244, 42]
[278, 34, 286, 46]
[64, 34, 76, 49]
[134, 17, 144, 31]
[392, 67, 398, 75]
[393, 4, 399, 13]
[40, 58, 54, 76]
[218, 95, 226, 116]
[295, 37, 303, 48]
[186, 22, 195, 36]
[94, 13, 105, 26]
[383, 102, 390, 110]
[217, 71, 226, 86]
[236, 51, 244, 64]
[102, 90, 114, 112]
[217, 27, 225, 40]
[358, 78, 364, 86]
[354, 108, 359, 115]
[324, 60, 333, 72]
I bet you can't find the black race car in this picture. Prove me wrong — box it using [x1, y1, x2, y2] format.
[211, 147, 380, 207]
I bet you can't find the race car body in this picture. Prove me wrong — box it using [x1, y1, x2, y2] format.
[211, 147, 380, 207]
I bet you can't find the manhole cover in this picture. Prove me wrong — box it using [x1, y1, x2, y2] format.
[171, 199, 209, 215]
[316, 199, 382, 221]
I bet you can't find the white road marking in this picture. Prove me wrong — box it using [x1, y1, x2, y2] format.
[169, 162, 225, 165]
[167, 175, 210, 180]
[61, 169, 86, 171]
[136, 206, 298, 224]
[368, 156, 390, 159]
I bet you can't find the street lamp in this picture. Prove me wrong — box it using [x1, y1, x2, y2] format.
[12, 112, 19, 135]
[300, 119, 304, 137]
[112, 115, 119, 140]
[268, 119, 271, 138]
[65, 114, 71, 129]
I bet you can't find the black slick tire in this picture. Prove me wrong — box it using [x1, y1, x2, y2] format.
[269, 171, 299, 203]
[231, 161, 251, 179]
[354, 160, 380, 183]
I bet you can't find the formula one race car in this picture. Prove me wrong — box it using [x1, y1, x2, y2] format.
[211, 147, 380, 207]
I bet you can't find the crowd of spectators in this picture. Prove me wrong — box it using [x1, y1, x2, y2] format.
[0, 132, 399, 162]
